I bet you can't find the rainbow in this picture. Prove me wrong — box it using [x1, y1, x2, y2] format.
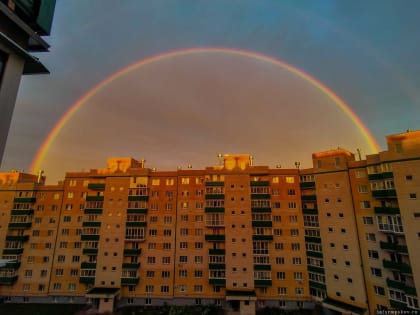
[30, 47, 380, 173]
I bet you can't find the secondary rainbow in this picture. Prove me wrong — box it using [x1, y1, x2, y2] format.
[30, 47, 380, 173]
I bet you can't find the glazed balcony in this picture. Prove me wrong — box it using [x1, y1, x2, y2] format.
[82, 248, 98, 255]
[209, 278, 226, 285]
[127, 208, 147, 214]
[386, 279, 417, 296]
[254, 279, 272, 287]
[8, 222, 32, 229]
[122, 262, 140, 269]
[5, 235, 29, 242]
[121, 277, 139, 285]
[0, 275, 18, 285]
[124, 248, 142, 256]
[372, 189, 397, 198]
[374, 207, 400, 214]
[13, 197, 36, 203]
[11, 209, 34, 215]
[300, 181, 315, 189]
[383, 260, 412, 274]
[87, 183, 105, 190]
[84, 208, 103, 214]
[380, 241, 408, 254]
[205, 234, 225, 242]
[209, 249, 225, 255]
[2, 248, 24, 255]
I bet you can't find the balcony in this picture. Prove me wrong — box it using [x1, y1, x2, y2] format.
[301, 195, 317, 201]
[308, 265, 325, 274]
[254, 279, 272, 287]
[121, 277, 139, 285]
[127, 208, 147, 214]
[390, 300, 408, 310]
[250, 194, 270, 199]
[205, 207, 225, 213]
[205, 181, 224, 186]
[81, 234, 100, 241]
[300, 181, 315, 189]
[253, 264, 271, 271]
[205, 194, 225, 200]
[122, 262, 140, 269]
[87, 183, 105, 190]
[81, 262, 97, 269]
[2, 248, 24, 255]
[309, 281, 326, 290]
[386, 279, 417, 296]
[380, 241, 408, 253]
[82, 221, 101, 227]
[86, 196, 104, 202]
[306, 251, 323, 258]
[0, 275, 18, 285]
[209, 263, 226, 270]
[11, 209, 34, 215]
[374, 207, 400, 214]
[79, 276, 95, 284]
[252, 235, 273, 241]
[126, 221, 147, 227]
[205, 235, 225, 242]
[4, 261, 21, 269]
[124, 248, 142, 256]
[250, 181, 270, 186]
[368, 172, 394, 180]
[305, 236, 321, 244]
[84, 208, 103, 214]
[372, 189, 397, 198]
[251, 207, 271, 213]
[5, 235, 29, 242]
[303, 208, 318, 215]
[8, 222, 32, 229]
[13, 197, 36, 203]
[128, 195, 148, 201]
[383, 260, 412, 274]
[252, 221, 272, 227]
[209, 278, 226, 285]
[83, 248, 98, 255]
[209, 249, 225, 255]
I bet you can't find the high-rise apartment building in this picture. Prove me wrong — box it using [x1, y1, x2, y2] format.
[0, 130, 419, 315]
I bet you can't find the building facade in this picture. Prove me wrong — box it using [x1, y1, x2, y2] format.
[0, 0, 55, 165]
[0, 130, 419, 315]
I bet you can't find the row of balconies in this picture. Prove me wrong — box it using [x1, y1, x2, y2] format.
[383, 259, 412, 274]
[387, 278, 417, 296]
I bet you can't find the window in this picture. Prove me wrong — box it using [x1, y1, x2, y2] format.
[374, 286, 385, 296]
[292, 257, 302, 265]
[371, 267, 382, 277]
[294, 272, 303, 280]
[146, 285, 154, 293]
[161, 271, 170, 278]
[368, 250, 379, 259]
[287, 189, 296, 196]
[363, 216, 374, 225]
[276, 257, 285, 264]
[360, 201, 371, 209]
[179, 256, 188, 263]
[161, 285, 170, 293]
[295, 287, 304, 295]
[409, 193, 417, 199]
[147, 257, 156, 264]
[356, 170, 366, 178]
[290, 229, 299, 236]
[275, 243, 284, 250]
[277, 272, 286, 280]
[286, 177, 294, 183]
[358, 185, 368, 193]
[365, 233, 376, 241]
[278, 287, 287, 295]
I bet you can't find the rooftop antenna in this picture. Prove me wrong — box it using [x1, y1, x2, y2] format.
[356, 148, 362, 161]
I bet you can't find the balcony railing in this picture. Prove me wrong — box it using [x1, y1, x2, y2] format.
[121, 277, 139, 285]
[254, 279, 272, 287]
[2, 248, 24, 255]
[383, 260, 412, 274]
[386, 279, 417, 296]
[5, 235, 29, 242]
[124, 248, 142, 256]
[81, 262, 97, 269]
[380, 241, 408, 253]
[0, 275, 18, 285]
[82, 248, 98, 255]
[209, 249, 225, 255]
[127, 208, 147, 214]
[205, 181, 224, 186]
[8, 222, 32, 229]
[13, 197, 36, 203]
[82, 221, 101, 227]
[209, 278, 226, 285]
[81, 234, 100, 241]
[372, 189, 397, 198]
[374, 207, 400, 214]
[300, 181, 315, 189]
[301, 195, 317, 201]
[86, 196, 104, 202]
[205, 235, 225, 241]
[79, 276, 95, 284]
[87, 183, 105, 190]
[126, 221, 147, 227]
[252, 221, 272, 227]
[84, 208, 103, 214]
[122, 263, 140, 269]
[252, 235, 273, 241]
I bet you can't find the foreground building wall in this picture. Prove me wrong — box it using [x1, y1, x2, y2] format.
[0, 130, 419, 314]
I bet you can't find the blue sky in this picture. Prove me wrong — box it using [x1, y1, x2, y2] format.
[2, 0, 420, 181]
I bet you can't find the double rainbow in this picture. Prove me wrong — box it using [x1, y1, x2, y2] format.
[30, 47, 380, 173]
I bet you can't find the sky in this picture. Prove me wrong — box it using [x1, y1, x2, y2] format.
[2, 0, 420, 183]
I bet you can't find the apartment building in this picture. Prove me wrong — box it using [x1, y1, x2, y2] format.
[0, 0, 55, 165]
[0, 130, 419, 315]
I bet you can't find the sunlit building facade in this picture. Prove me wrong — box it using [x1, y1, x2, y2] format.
[0, 130, 419, 315]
